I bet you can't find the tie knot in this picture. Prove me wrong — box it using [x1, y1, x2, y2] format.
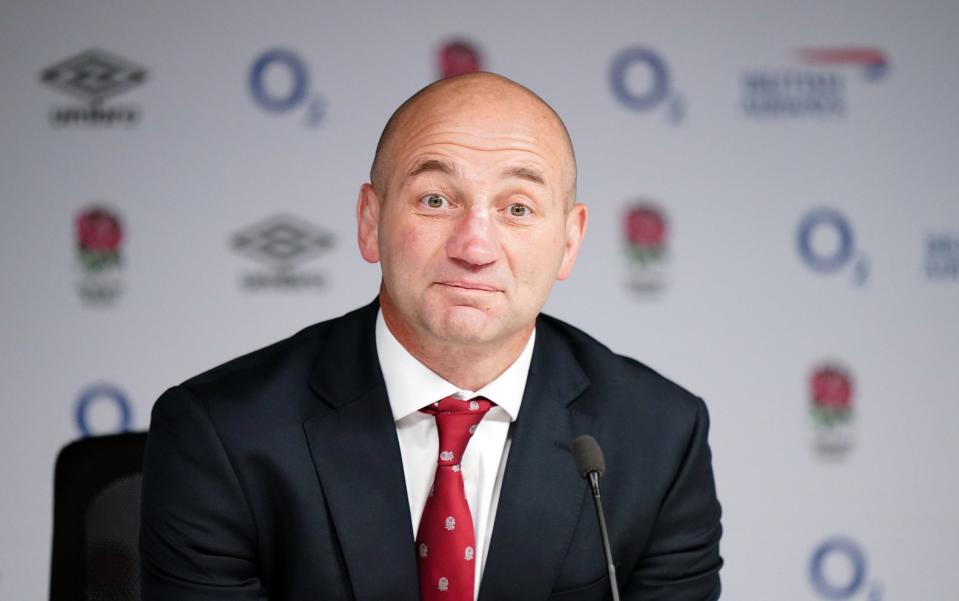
[421, 396, 493, 466]
[421, 395, 493, 417]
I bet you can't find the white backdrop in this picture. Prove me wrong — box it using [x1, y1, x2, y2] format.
[1, 1, 958, 599]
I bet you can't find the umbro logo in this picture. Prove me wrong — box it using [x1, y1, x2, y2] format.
[232, 214, 334, 269]
[40, 49, 148, 127]
[231, 214, 334, 291]
[42, 49, 146, 102]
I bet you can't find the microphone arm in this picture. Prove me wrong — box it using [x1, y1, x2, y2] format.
[572, 435, 620, 601]
[587, 471, 620, 601]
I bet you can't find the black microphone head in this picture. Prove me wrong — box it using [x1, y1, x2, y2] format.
[571, 434, 605, 479]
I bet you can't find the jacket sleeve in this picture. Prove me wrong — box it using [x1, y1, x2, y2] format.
[623, 398, 723, 600]
[140, 385, 267, 600]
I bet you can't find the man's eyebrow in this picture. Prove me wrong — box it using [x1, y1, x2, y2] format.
[406, 159, 456, 179]
[405, 160, 546, 186]
[502, 166, 545, 186]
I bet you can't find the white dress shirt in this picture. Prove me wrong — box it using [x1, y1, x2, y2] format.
[375, 309, 534, 598]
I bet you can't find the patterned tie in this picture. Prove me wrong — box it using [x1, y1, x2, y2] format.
[416, 396, 493, 601]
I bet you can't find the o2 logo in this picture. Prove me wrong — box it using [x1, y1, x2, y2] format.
[249, 48, 326, 126]
[609, 46, 685, 124]
[809, 537, 882, 600]
[75, 384, 132, 437]
[797, 208, 870, 286]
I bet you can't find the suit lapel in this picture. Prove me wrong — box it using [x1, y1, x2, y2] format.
[478, 317, 594, 601]
[303, 300, 419, 601]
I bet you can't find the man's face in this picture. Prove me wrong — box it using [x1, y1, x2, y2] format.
[358, 82, 587, 349]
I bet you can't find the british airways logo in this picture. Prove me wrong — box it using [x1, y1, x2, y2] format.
[742, 46, 890, 118]
[798, 47, 890, 81]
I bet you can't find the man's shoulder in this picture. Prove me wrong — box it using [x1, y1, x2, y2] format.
[537, 312, 704, 418]
[176, 301, 376, 402]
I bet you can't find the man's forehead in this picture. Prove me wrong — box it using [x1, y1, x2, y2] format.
[371, 72, 576, 198]
[404, 157, 548, 187]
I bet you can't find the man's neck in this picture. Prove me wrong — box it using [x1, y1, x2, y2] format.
[380, 300, 533, 392]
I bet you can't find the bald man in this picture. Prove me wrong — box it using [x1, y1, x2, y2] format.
[141, 73, 723, 601]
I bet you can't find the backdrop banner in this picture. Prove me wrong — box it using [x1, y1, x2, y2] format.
[1, 2, 957, 600]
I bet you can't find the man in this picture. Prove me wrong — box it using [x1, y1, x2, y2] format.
[140, 72, 722, 601]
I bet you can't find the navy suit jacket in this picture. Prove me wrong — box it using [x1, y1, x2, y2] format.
[140, 300, 722, 600]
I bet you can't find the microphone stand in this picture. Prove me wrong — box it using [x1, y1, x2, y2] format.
[587, 471, 620, 601]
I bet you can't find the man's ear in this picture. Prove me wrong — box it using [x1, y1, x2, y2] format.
[356, 183, 381, 263]
[557, 202, 588, 280]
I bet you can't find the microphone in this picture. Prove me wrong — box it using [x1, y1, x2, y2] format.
[571, 435, 620, 601]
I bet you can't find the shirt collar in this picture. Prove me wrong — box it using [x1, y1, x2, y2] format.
[375, 308, 533, 423]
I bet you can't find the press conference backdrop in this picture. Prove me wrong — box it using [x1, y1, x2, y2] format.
[2, 0, 958, 599]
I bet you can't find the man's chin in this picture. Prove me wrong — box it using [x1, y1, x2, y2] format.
[430, 305, 501, 345]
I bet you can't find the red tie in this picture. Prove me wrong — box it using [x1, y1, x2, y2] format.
[416, 396, 493, 601]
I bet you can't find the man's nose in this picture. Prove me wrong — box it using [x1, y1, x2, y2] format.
[446, 206, 498, 268]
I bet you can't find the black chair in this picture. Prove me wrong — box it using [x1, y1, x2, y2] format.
[49, 432, 147, 601]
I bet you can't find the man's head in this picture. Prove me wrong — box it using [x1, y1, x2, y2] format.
[357, 72, 587, 352]
[370, 74, 578, 207]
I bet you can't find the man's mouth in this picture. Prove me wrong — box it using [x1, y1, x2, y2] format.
[437, 281, 500, 292]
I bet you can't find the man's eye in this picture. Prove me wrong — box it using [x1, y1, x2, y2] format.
[422, 194, 447, 209]
[508, 204, 531, 217]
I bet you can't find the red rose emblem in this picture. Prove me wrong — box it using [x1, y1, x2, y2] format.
[439, 41, 482, 78]
[625, 206, 665, 247]
[811, 366, 852, 409]
[76, 208, 123, 253]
